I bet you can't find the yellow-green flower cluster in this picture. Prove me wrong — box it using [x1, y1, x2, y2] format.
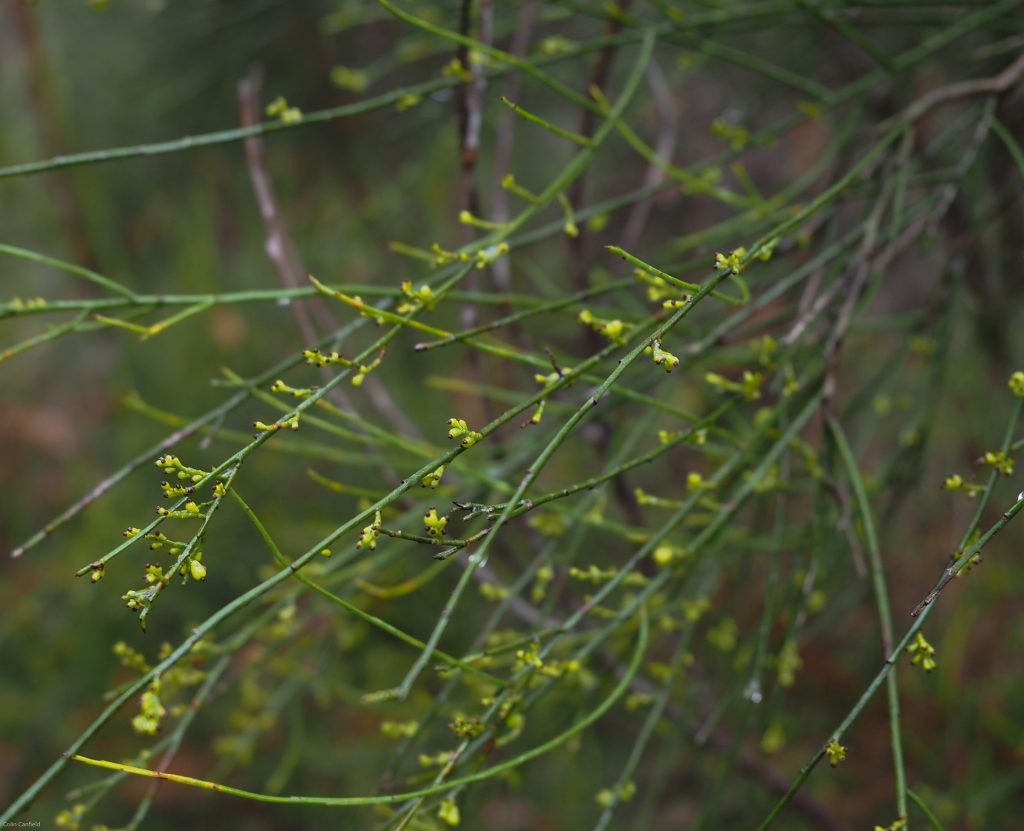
[397, 280, 439, 313]
[645, 339, 680, 373]
[271, 379, 316, 398]
[569, 564, 647, 587]
[578, 308, 631, 345]
[652, 543, 686, 567]
[825, 739, 847, 767]
[907, 632, 936, 672]
[515, 642, 544, 670]
[705, 370, 763, 401]
[329, 65, 369, 92]
[634, 487, 683, 509]
[55, 803, 86, 830]
[380, 720, 418, 739]
[421, 465, 446, 489]
[304, 348, 354, 368]
[265, 96, 302, 124]
[595, 781, 636, 809]
[441, 57, 473, 82]
[132, 682, 167, 735]
[254, 413, 299, 433]
[423, 508, 448, 539]
[982, 450, 1014, 476]
[751, 335, 779, 368]
[352, 351, 385, 387]
[156, 500, 206, 520]
[714, 246, 748, 273]
[437, 799, 461, 827]
[447, 417, 483, 448]
[474, 242, 510, 269]
[633, 268, 690, 306]
[943, 474, 985, 498]
[188, 554, 207, 581]
[6, 296, 48, 311]
[707, 617, 738, 652]
[710, 117, 750, 150]
[448, 716, 484, 738]
[357, 510, 383, 551]
[156, 454, 207, 483]
[776, 639, 803, 687]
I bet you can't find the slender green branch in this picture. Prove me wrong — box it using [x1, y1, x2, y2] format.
[229, 490, 506, 688]
[908, 789, 946, 831]
[831, 419, 907, 821]
[500, 97, 593, 146]
[991, 116, 1024, 181]
[0, 242, 137, 299]
[756, 489, 1024, 830]
[70, 610, 648, 806]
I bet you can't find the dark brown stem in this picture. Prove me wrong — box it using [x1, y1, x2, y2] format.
[566, 1, 634, 307]
[455, 0, 498, 430]
[901, 52, 1024, 125]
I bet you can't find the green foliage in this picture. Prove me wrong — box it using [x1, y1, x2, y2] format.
[2, 2, 1024, 831]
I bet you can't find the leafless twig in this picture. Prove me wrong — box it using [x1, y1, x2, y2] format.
[239, 69, 328, 345]
[899, 52, 1024, 125]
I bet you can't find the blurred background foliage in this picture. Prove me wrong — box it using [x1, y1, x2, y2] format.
[1, 1, 1023, 830]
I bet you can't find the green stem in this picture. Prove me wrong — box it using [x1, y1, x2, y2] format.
[831, 419, 907, 821]
[70, 610, 647, 806]
[229, 490, 506, 688]
[756, 486, 1024, 830]
[500, 96, 593, 146]
[907, 789, 946, 831]
[0, 242, 136, 298]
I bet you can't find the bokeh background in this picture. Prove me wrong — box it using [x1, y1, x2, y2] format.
[2, 2, 1023, 829]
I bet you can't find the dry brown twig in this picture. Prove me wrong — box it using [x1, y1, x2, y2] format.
[238, 68, 329, 345]
[239, 68, 423, 444]
[899, 52, 1024, 125]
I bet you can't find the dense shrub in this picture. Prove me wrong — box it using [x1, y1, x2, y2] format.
[2, 3, 1023, 829]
